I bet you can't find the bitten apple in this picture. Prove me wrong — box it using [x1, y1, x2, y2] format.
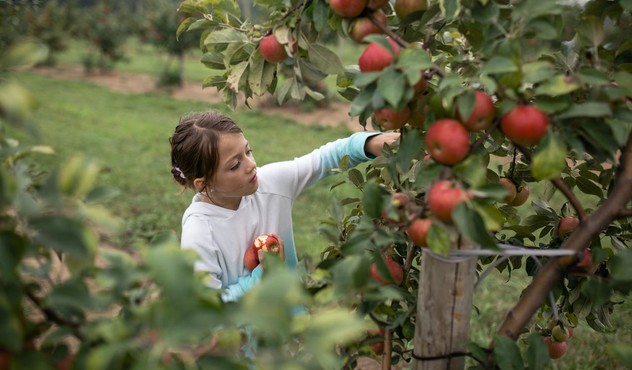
[501, 105, 550, 146]
[425, 118, 470, 165]
[427, 180, 471, 224]
[244, 233, 283, 270]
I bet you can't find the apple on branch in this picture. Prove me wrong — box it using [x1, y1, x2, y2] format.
[394, 0, 429, 19]
[373, 106, 410, 130]
[407, 217, 432, 247]
[358, 37, 400, 72]
[457, 90, 496, 131]
[425, 118, 470, 165]
[349, 10, 387, 43]
[498, 177, 517, 204]
[427, 180, 471, 224]
[329, 0, 368, 18]
[259, 34, 296, 64]
[501, 105, 550, 147]
[370, 254, 404, 286]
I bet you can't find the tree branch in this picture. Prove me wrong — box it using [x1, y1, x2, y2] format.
[492, 131, 632, 344]
[25, 288, 85, 341]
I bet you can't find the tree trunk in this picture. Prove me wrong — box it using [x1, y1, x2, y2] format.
[413, 237, 478, 370]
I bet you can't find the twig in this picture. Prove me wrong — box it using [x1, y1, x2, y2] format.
[515, 144, 587, 220]
[24, 288, 85, 341]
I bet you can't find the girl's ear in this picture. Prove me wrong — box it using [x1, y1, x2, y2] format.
[193, 178, 206, 192]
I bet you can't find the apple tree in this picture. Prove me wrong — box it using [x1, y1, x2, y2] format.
[177, 0, 632, 368]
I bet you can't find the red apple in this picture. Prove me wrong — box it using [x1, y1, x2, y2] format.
[427, 180, 471, 224]
[259, 34, 290, 64]
[373, 106, 410, 130]
[329, 0, 368, 18]
[381, 192, 411, 225]
[349, 10, 387, 43]
[366, 328, 386, 354]
[501, 105, 550, 146]
[498, 178, 517, 204]
[394, 0, 429, 19]
[458, 90, 496, 131]
[0, 351, 11, 370]
[370, 255, 404, 285]
[551, 325, 570, 342]
[244, 233, 283, 270]
[244, 245, 259, 271]
[407, 218, 432, 247]
[558, 216, 579, 238]
[425, 118, 470, 165]
[543, 336, 567, 359]
[358, 38, 400, 72]
[508, 183, 529, 207]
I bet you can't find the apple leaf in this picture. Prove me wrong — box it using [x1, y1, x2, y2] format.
[248, 52, 275, 96]
[377, 69, 406, 108]
[455, 90, 475, 124]
[525, 333, 550, 370]
[426, 223, 450, 256]
[536, 74, 580, 96]
[522, 61, 555, 84]
[361, 182, 388, 219]
[532, 133, 567, 181]
[580, 278, 612, 308]
[493, 335, 524, 370]
[610, 249, 632, 282]
[204, 27, 248, 48]
[558, 102, 612, 119]
[439, 0, 461, 19]
[226, 61, 248, 92]
[307, 43, 344, 75]
[452, 203, 497, 249]
[481, 56, 518, 75]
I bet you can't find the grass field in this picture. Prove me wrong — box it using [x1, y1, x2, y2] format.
[13, 39, 632, 370]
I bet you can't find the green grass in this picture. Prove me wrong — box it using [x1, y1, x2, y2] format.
[16, 71, 356, 257]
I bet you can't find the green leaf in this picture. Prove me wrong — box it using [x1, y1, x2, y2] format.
[494, 335, 524, 370]
[204, 28, 248, 47]
[248, 52, 275, 96]
[226, 61, 249, 92]
[453, 203, 497, 249]
[361, 182, 388, 219]
[613, 71, 632, 97]
[525, 333, 550, 370]
[580, 278, 612, 308]
[307, 43, 344, 75]
[481, 56, 518, 75]
[397, 46, 432, 73]
[522, 61, 555, 84]
[396, 129, 425, 172]
[377, 69, 406, 108]
[201, 51, 226, 69]
[426, 223, 450, 256]
[536, 75, 579, 96]
[29, 216, 97, 260]
[611, 249, 632, 282]
[350, 85, 375, 117]
[532, 133, 567, 181]
[575, 177, 604, 198]
[558, 102, 612, 119]
[440, 0, 461, 19]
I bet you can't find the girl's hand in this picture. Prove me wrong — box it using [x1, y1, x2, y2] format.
[365, 132, 401, 157]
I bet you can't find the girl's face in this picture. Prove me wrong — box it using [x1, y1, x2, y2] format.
[201, 133, 258, 208]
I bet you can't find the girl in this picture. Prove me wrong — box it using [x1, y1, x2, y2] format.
[169, 111, 399, 302]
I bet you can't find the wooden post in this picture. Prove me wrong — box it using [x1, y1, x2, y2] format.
[413, 236, 478, 370]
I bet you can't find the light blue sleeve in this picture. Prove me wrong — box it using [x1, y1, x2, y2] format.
[317, 132, 381, 179]
[220, 265, 263, 302]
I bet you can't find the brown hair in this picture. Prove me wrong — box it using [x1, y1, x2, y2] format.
[169, 111, 243, 190]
